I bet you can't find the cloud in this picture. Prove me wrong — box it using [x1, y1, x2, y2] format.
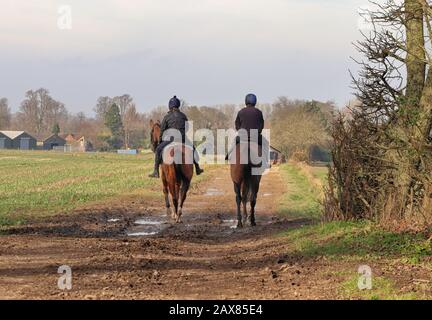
[0, 0, 367, 112]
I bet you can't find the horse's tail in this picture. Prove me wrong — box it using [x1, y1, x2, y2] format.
[174, 163, 184, 180]
[173, 145, 194, 183]
[243, 164, 261, 202]
[241, 165, 252, 202]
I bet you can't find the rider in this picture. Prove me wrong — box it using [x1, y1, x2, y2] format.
[149, 96, 204, 178]
[226, 93, 266, 160]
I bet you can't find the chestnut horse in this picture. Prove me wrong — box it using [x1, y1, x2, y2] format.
[149, 119, 161, 152]
[149, 120, 193, 223]
[230, 142, 263, 228]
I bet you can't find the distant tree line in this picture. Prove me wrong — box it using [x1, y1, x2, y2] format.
[0, 89, 336, 158]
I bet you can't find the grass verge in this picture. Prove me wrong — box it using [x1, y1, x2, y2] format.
[277, 163, 322, 220]
[278, 162, 432, 299]
[280, 221, 432, 263]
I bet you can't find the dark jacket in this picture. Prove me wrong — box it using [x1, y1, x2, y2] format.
[235, 106, 264, 139]
[159, 108, 188, 142]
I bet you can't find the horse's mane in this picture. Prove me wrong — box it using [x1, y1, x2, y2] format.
[150, 120, 162, 148]
[150, 121, 161, 135]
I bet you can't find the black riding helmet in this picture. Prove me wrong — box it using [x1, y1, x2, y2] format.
[169, 95, 181, 109]
[245, 93, 257, 107]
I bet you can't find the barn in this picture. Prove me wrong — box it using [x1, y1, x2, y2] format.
[0, 131, 37, 150]
[0, 131, 12, 149]
[43, 134, 66, 150]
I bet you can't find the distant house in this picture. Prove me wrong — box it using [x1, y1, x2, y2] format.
[43, 134, 66, 150]
[61, 133, 80, 145]
[270, 146, 285, 164]
[0, 131, 37, 150]
[60, 133, 93, 152]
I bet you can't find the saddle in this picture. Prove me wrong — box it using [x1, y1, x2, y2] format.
[160, 142, 194, 165]
[227, 141, 264, 167]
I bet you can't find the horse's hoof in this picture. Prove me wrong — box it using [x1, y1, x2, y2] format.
[237, 222, 243, 228]
[250, 221, 257, 227]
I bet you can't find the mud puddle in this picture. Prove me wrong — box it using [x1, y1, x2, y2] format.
[126, 215, 169, 237]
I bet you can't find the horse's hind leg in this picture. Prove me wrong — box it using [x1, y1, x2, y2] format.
[241, 182, 249, 226]
[162, 176, 171, 217]
[234, 182, 243, 228]
[250, 177, 261, 227]
[171, 183, 181, 223]
[170, 192, 178, 222]
[250, 193, 257, 227]
[178, 180, 190, 223]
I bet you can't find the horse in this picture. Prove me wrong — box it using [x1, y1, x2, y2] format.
[230, 142, 263, 228]
[149, 119, 161, 152]
[149, 120, 193, 223]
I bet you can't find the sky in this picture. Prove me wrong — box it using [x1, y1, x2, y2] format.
[0, 0, 368, 115]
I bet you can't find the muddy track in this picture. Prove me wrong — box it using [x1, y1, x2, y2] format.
[0, 166, 344, 299]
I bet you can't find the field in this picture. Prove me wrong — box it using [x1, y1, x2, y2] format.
[0, 151, 431, 299]
[0, 150, 158, 226]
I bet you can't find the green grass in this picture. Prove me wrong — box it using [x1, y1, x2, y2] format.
[341, 274, 421, 300]
[278, 163, 431, 263]
[277, 163, 322, 219]
[278, 162, 432, 299]
[280, 221, 432, 262]
[310, 166, 328, 182]
[0, 150, 160, 225]
[279, 219, 432, 299]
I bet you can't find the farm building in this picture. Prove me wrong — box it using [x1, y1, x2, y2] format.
[0, 131, 11, 149]
[0, 131, 37, 150]
[270, 146, 285, 164]
[42, 134, 66, 150]
[60, 133, 93, 152]
[61, 133, 81, 144]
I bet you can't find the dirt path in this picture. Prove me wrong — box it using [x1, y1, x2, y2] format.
[0, 166, 344, 299]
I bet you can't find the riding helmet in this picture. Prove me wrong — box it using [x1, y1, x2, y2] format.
[245, 93, 257, 107]
[169, 96, 181, 109]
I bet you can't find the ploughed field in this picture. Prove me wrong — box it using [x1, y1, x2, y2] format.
[0, 150, 431, 299]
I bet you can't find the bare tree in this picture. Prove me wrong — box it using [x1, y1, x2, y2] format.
[17, 88, 67, 138]
[94, 96, 113, 120]
[0, 98, 11, 129]
[123, 103, 142, 148]
[325, 0, 432, 226]
[113, 94, 134, 118]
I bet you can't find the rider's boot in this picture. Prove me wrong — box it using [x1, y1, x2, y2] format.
[148, 162, 160, 178]
[194, 162, 204, 175]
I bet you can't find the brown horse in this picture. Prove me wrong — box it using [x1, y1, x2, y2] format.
[230, 142, 263, 228]
[149, 120, 193, 223]
[149, 119, 161, 152]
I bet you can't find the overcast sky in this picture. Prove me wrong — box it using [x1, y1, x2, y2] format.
[0, 0, 368, 114]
